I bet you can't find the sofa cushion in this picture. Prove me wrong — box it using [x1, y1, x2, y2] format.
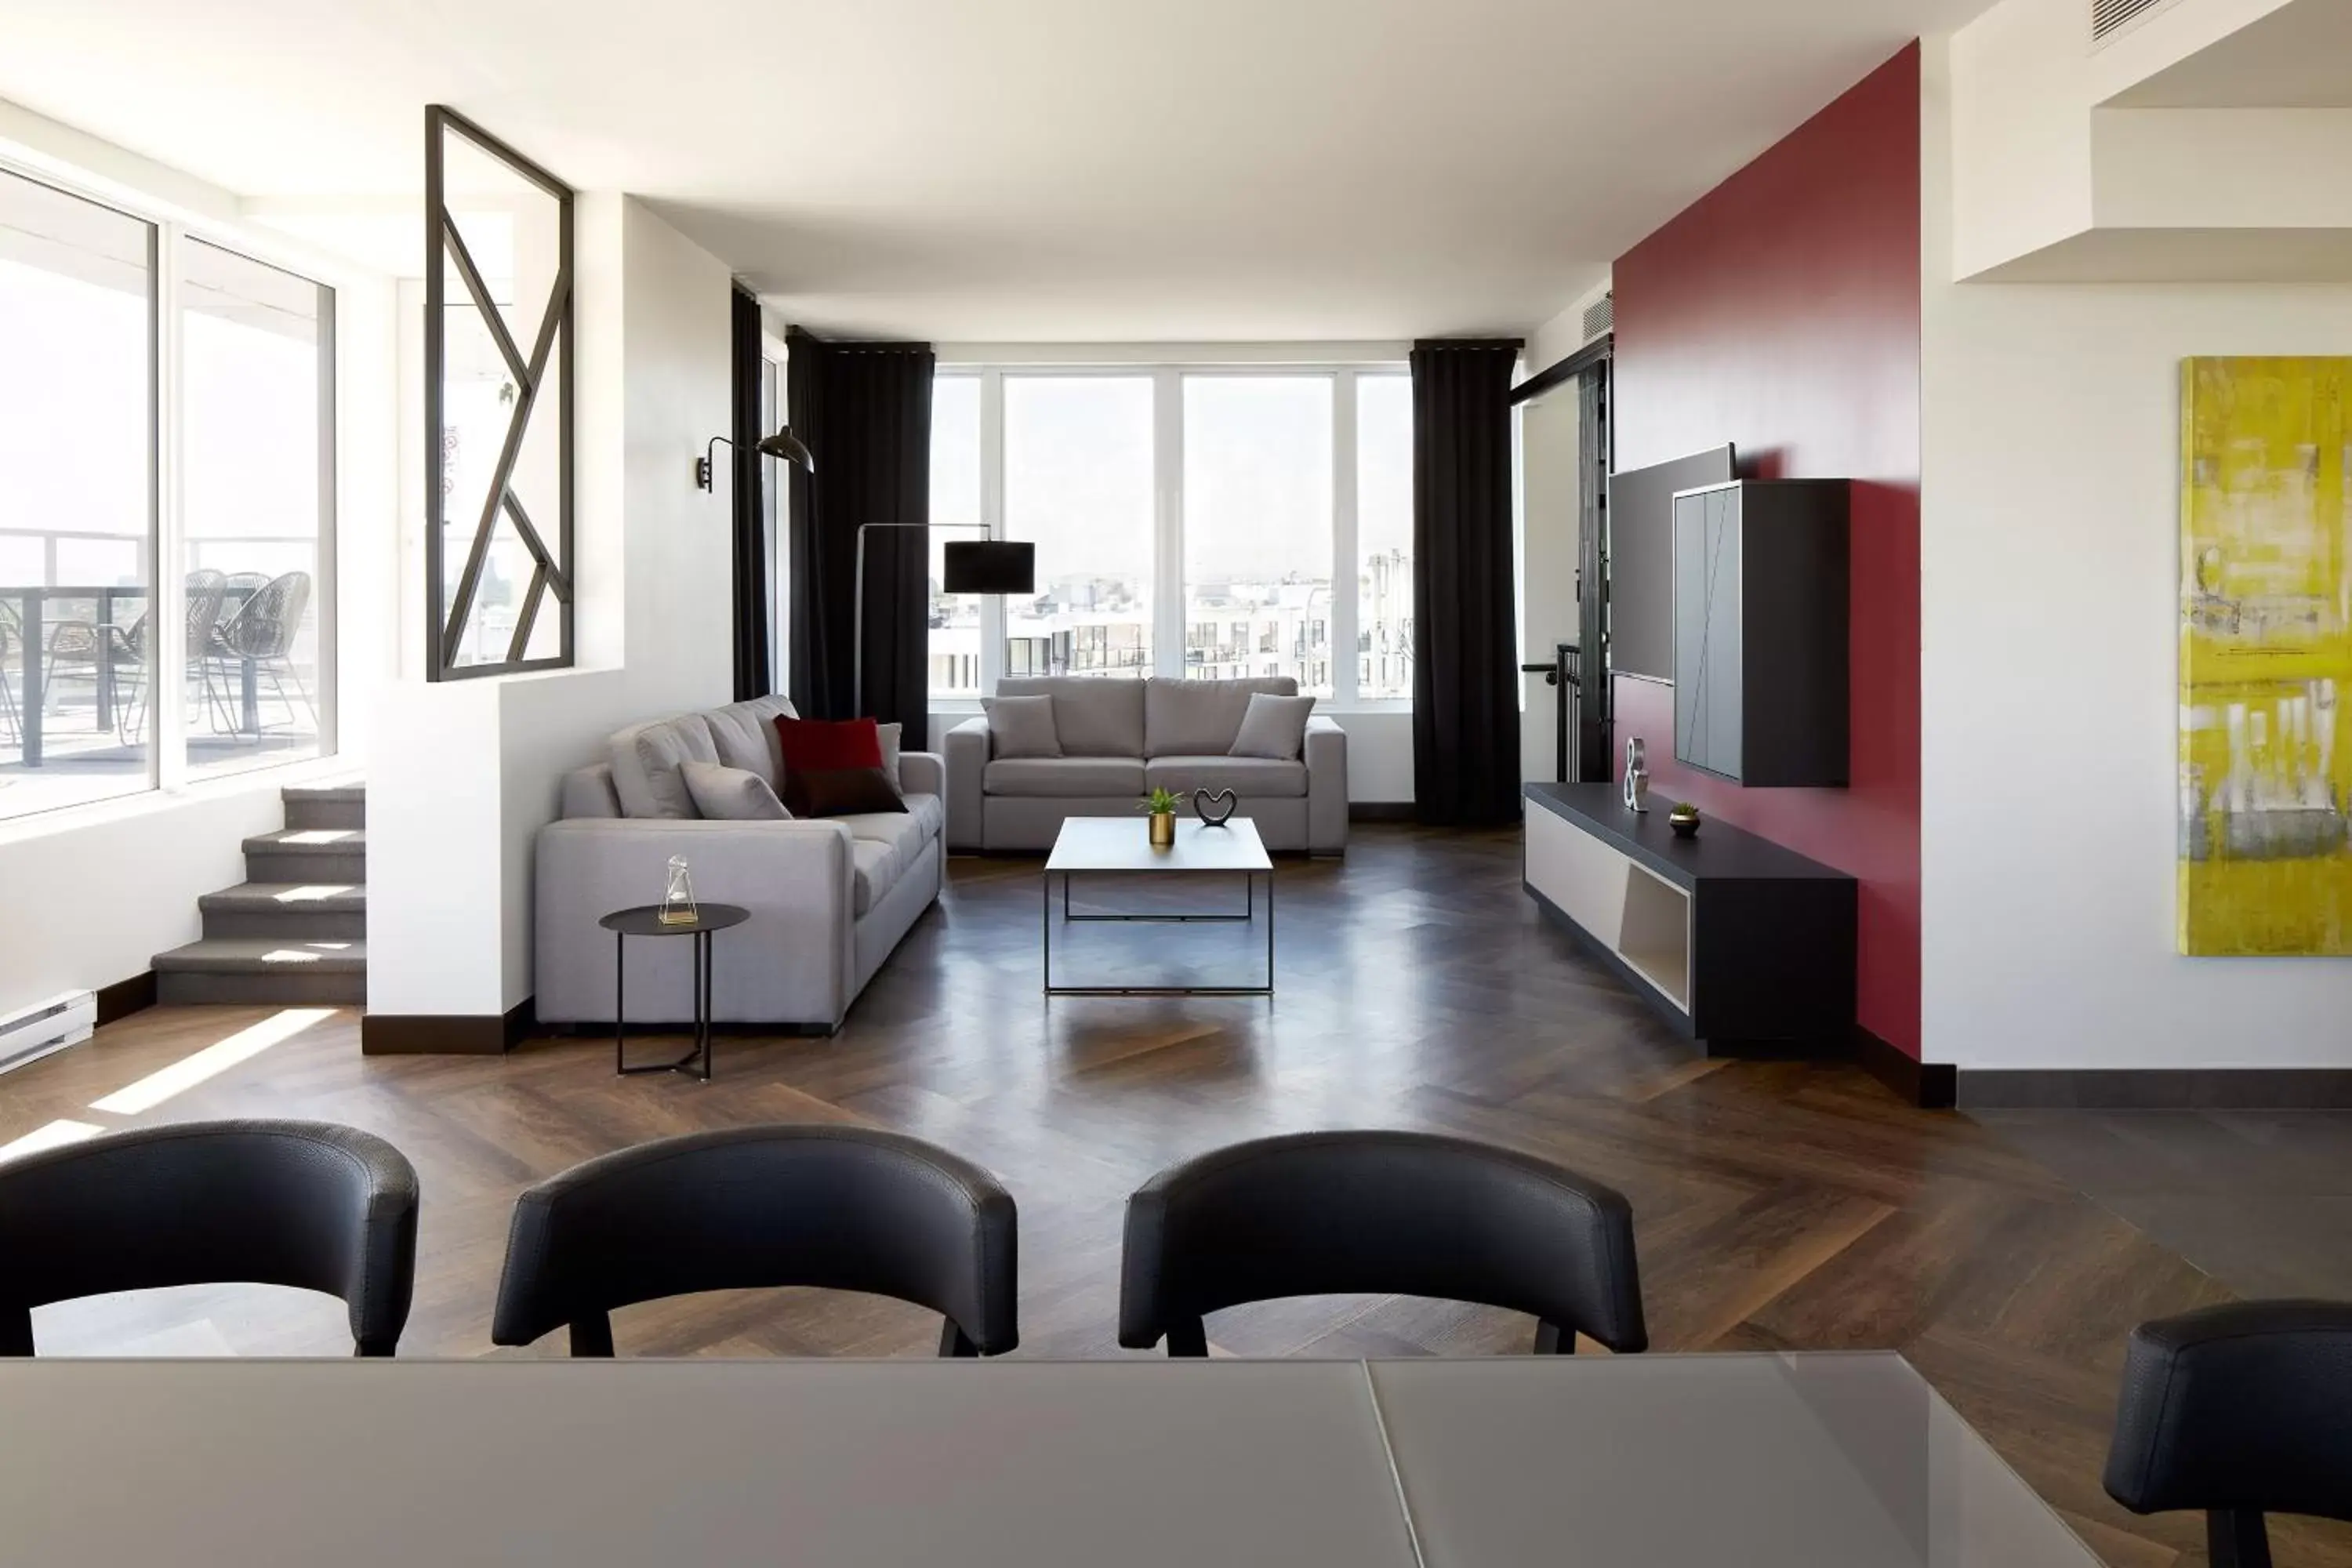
[1229, 692, 1316, 760]
[985, 757, 1147, 798]
[705, 700, 788, 779]
[1145, 755, 1311, 799]
[1145, 676, 1298, 757]
[850, 837, 901, 917]
[982, 694, 1062, 759]
[837, 791, 942, 846]
[681, 760, 792, 820]
[835, 794, 941, 899]
[608, 713, 719, 819]
[1000, 676, 1144, 757]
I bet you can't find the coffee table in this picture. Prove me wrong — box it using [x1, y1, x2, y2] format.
[1044, 817, 1273, 996]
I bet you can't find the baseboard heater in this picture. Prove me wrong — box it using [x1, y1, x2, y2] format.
[0, 991, 96, 1075]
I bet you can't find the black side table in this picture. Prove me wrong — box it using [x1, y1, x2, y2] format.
[599, 903, 750, 1081]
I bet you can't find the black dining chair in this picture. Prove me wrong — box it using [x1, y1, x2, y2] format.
[0, 1119, 420, 1356]
[1119, 1130, 1647, 1356]
[491, 1125, 1019, 1357]
[2105, 1300, 2352, 1568]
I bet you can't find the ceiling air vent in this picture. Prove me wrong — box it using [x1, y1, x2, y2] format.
[1581, 293, 1613, 344]
[2092, 0, 2181, 45]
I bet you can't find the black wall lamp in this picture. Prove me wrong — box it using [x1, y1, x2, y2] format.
[696, 426, 814, 490]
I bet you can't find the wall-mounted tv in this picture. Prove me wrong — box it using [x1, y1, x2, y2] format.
[1606, 443, 1735, 682]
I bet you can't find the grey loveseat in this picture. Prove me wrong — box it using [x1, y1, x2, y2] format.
[535, 694, 942, 1033]
[944, 676, 1347, 854]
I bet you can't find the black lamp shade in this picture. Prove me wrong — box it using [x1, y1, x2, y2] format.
[943, 540, 1035, 595]
[754, 426, 815, 472]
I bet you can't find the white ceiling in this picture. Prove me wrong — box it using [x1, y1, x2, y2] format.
[2108, 0, 2352, 107]
[0, 0, 1992, 342]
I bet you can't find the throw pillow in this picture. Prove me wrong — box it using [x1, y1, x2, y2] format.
[792, 766, 909, 818]
[1229, 692, 1316, 760]
[877, 721, 902, 790]
[774, 714, 885, 772]
[983, 694, 1062, 759]
[681, 760, 792, 821]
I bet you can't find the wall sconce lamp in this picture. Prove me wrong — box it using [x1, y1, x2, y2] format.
[696, 426, 815, 490]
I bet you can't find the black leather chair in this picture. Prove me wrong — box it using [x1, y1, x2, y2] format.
[2106, 1300, 2352, 1568]
[491, 1125, 1019, 1357]
[0, 1119, 420, 1356]
[1119, 1130, 1646, 1356]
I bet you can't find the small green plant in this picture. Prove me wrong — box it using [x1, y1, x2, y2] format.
[1141, 786, 1185, 815]
[1669, 800, 1700, 817]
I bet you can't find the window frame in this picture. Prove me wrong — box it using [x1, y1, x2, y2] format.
[929, 354, 1411, 712]
[0, 153, 341, 825]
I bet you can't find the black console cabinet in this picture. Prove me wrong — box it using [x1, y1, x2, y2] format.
[1672, 479, 1849, 786]
[1523, 783, 1856, 1054]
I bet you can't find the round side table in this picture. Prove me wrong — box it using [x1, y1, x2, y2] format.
[599, 903, 750, 1081]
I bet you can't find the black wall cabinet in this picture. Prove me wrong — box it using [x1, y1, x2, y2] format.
[1671, 479, 1849, 786]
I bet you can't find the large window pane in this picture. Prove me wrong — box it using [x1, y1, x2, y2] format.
[928, 375, 982, 696]
[1358, 373, 1414, 701]
[183, 241, 330, 779]
[1183, 376, 1333, 695]
[0, 172, 154, 821]
[1004, 376, 1152, 678]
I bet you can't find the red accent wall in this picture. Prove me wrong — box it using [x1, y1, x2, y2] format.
[1610, 42, 1922, 1057]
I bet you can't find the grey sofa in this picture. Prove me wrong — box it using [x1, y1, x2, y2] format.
[535, 695, 942, 1033]
[944, 676, 1347, 854]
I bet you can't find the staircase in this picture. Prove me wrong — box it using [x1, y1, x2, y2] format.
[154, 784, 367, 1006]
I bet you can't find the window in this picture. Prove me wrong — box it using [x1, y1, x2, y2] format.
[1357, 373, 1414, 700]
[181, 241, 332, 780]
[0, 171, 155, 822]
[1004, 376, 1154, 678]
[930, 359, 1410, 706]
[928, 375, 982, 697]
[1183, 376, 1334, 695]
[0, 164, 339, 825]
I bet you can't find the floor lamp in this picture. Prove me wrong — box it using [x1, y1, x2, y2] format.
[852, 524, 1036, 717]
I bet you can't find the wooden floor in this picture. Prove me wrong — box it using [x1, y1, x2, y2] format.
[5, 824, 2339, 1566]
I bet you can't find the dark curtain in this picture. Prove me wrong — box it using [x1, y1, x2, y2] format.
[1412, 338, 1524, 826]
[728, 285, 769, 701]
[784, 327, 935, 727]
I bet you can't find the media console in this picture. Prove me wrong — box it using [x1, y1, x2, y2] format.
[1523, 783, 1856, 1055]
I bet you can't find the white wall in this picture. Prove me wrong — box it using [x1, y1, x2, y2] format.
[1919, 35, 2352, 1069]
[366, 196, 735, 1018]
[0, 104, 394, 1019]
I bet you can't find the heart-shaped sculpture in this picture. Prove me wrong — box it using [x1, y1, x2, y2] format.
[1192, 787, 1239, 827]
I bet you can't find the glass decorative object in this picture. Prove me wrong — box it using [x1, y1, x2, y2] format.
[659, 855, 699, 926]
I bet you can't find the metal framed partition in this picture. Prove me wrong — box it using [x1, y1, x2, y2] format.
[423, 105, 574, 681]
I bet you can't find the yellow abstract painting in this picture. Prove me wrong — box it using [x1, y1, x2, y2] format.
[2179, 357, 2352, 955]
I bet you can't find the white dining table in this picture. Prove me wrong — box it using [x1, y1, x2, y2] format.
[0, 1352, 2101, 1567]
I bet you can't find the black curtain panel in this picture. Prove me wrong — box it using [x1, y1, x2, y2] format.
[1412, 338, 1525, 826]
[728, 285, 769, 702]
[784, 327, 935, 726]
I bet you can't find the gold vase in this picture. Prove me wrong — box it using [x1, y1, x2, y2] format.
[1148, 810, 1176, 847]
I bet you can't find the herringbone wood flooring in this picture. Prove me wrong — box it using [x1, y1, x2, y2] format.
[5, 826, 2339, 1566]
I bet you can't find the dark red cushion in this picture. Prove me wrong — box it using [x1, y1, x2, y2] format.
[775, 715, 884, 773]
[788, 766, 907, 819]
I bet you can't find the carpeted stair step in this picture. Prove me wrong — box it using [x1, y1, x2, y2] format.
[198, 881, 366, 942]
[153, 937, 368, 1007]
[281, 783, 365, 833]
[242, 827, 365, 885]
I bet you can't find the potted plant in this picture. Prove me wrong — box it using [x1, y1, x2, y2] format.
[1668, 801, 1702, 840]
[1141, 786, 1184, 847]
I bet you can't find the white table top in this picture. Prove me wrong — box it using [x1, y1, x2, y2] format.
[0, 1353, 2097, 1568]
[1046, 815, 1272, 873]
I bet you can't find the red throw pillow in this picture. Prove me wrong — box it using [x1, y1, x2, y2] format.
[775, 715, 884, 773]
[773, 715, 903, 818]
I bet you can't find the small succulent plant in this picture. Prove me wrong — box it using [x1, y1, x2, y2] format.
[1142, 786, 1185, 815]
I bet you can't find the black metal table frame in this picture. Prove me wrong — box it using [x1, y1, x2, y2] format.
[612, 924, 719, 1081]
[1044, 866, 1273, 996]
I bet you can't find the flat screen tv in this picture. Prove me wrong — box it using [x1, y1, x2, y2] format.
[1606, 444, 1735, 682]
